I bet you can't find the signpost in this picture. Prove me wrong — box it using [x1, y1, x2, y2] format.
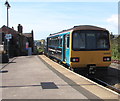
[5, 34, 12, 58]
[5, 34, 12, 40]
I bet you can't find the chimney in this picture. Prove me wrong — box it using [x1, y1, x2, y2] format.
[12, 27, 14, 29]
[17, 24, 23, 33]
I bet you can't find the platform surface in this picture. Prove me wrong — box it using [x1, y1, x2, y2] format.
[0, 55, 119, 100]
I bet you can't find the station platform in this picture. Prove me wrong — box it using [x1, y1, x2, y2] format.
[1, 55, 120, 100]
[38, 55, 119, 100]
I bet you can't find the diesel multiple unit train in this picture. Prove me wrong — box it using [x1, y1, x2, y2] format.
[44, 25, 111, 73]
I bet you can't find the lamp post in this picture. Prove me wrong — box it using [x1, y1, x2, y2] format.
[4, 0, 11, 59]
[5, 0, 11, 27]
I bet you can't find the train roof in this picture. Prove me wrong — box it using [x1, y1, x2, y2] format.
[49, 25, 107, 37]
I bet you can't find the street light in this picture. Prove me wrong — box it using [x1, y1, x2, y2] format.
[4, 0, 11, 27]
[4, 0, 11, 59]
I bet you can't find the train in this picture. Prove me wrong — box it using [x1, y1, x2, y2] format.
[44, 25, 111, 74]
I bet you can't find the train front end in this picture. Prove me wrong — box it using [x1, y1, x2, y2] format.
[70, 30, 111, 69]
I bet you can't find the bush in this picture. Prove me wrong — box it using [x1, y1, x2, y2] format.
[111, 35, 120, 60]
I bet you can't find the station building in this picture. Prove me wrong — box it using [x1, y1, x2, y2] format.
[0, 24, 34, 58]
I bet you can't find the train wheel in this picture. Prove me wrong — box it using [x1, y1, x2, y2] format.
[58, 61, 62, 65]
[69, 67, 74, 71]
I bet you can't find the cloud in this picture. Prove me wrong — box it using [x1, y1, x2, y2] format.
[106, 14, 118, 34]
[107, 14, 118, 25]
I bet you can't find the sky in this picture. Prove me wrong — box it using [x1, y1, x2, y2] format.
[0, 0, 119, 40]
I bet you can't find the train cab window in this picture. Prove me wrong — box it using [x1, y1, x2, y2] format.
[86, 33, 96, 49]
[97, 32, 109, 49]
[72, 30, 110, 51]
[73, 32, 85, 50]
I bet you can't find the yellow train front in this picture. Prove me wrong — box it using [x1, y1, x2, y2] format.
[47, 25, 111, 73]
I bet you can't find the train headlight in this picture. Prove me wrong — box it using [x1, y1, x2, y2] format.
[103, 57, 111, 62]
[71, 57, 79, 62]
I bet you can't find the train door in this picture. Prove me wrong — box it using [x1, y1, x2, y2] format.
[63, 34, 70, 64]
[63, 35, 66, 61]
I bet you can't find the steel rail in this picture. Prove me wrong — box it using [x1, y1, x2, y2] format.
[88, 76, 120, 94]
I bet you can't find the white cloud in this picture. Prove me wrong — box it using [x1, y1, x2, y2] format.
[107, 14, 118, 25]
[106, 14, 118, 34]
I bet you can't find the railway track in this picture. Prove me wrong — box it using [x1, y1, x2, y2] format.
[88, 76, 120, 94]
[50, 56, 120, 94]
[63, 64, 120, 94]
[76, 70, 120, 94]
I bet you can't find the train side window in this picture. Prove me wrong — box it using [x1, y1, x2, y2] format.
[59, 37, 62, 47]
[54, 39, 56, 46]
[48, 38, 51, 45]
[51, 40, 53, 45]
[55, 39, 56, 46]
[56, 38, 59, 47]
[55, 37, 58, 47]
[66, 35, 70, 48]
